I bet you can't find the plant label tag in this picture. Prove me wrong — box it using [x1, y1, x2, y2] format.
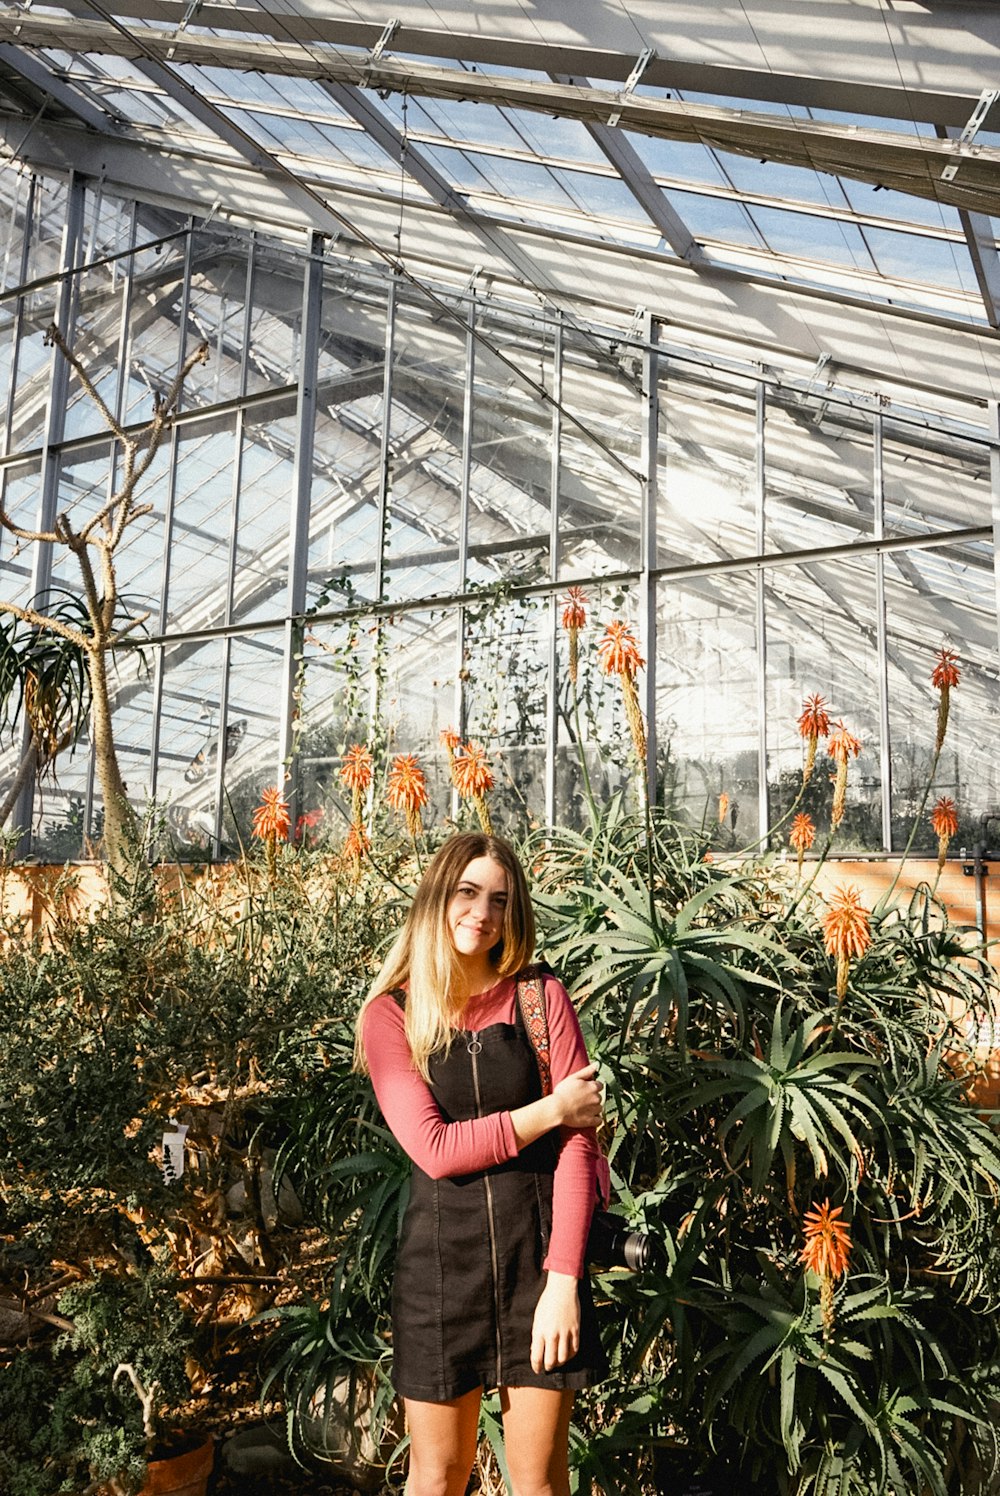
[162, 1121, 189, 1183]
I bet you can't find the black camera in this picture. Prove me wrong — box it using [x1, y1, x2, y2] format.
[586, 1209, 663, 1273]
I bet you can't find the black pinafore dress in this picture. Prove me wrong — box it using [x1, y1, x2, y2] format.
[389, 986, 607, 1403]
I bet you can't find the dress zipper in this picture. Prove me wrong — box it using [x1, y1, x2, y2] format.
[469, 1031, 504, 1386]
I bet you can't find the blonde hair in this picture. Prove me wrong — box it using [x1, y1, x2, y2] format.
[354, 833, 535, 1081]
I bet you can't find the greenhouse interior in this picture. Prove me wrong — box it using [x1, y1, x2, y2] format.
[2, 3, 1000, 1495]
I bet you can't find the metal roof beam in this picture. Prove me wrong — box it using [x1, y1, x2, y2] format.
[550, 71, 699, 262]
[0, 42, 117, 131]
[30, 0, 992, 129]
[2, 16, 997, 217]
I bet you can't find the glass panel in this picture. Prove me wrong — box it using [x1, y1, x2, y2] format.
[554, 580, 639, 827]
[658, 362, 758, 565]
[882, 423, 991, 538]
[219, 634, 285, 848]
[387, 293, 467, 602]
[305, 268, 390, 611]
[765, 554, 883, 852]
[164, 420, 238, 628]
[655, 570, 761, 835]
[381, 609, 460, 832]
[558, 333, 642, 579]
[462, 592, 548, 829]
[156, 637, 225, 856]
[766, 391, 875, 550]
[30, 743, 94, 861]
[885, 544, 999, 853]
[295, 619, 375, 842]
[232, 407, 294, 625]
[623, 132, 729, 186]
[470, 307, 555, 588]
[748, 205, 871, 269]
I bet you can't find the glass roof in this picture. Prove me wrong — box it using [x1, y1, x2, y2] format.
[0, 0, 996, 370]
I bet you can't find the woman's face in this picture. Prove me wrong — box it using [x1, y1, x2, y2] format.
[446, 855, 509, 961]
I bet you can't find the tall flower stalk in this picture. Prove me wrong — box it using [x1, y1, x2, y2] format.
[440, 726, 462, 789]
[881, 646, 961, 908]
[822, 883, 871, 1035]
[801, 1199, 851, 1336]
[827, 721, 862, 830]
[789, 812, 816, 876]
[931, 795, 958, 878]
[453, 742, 494, 834]
[251, 785, 291, 882]
[339, 743, 373, 838]
[560, 588, 597, 826]
[597, 620, 647, 806]
[798, 694, 831, 787]
[387, 753, 429, 854]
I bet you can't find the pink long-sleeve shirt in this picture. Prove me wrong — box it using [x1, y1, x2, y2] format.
[361, 971, 599, 1279]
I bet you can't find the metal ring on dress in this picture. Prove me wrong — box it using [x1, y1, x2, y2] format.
[467, 1039, 483, 1054]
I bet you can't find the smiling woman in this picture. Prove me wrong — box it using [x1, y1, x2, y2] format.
[353, 832, 607, 1496]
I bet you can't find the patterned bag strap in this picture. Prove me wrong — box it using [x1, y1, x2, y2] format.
[516, 966, 552, 1096]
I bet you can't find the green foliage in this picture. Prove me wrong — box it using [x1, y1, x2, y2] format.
[527, 804, 1000, 1494]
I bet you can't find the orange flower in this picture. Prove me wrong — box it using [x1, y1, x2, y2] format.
[827, 722, 861, 829]
[597, 620, 647, 771]
[251, 785, 291, 881]
[340, 744, 373, 834]
[931, 647, 961, 692]
[339, 744, 374, 793]
[561, 587, 588, 632]
[343, 820, 369, 866]
[789, 812, 816, 874]
[440, 725, 462, 788]
[930, 795, 959, 871]
[801, 1199, 852, 1280]
[931, 648, 960, 753]
[387, 753, 429, 840]
[822, 884, 871, 999]
[801, 1198, 851, 1334]
[561, 587, 588, 687]
[453, 742, 494, 834]
[597, 620, 644, 678]
[251, 785, 291, 843]
[718, 792, 729, 825]
[797, 694, 831, 786]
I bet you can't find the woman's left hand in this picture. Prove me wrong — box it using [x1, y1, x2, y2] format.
[530, 1272, 581, 1372]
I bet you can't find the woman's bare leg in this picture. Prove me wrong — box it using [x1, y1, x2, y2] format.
[404, 1386, 482, 1496]
[500, 1386, 575, 1496]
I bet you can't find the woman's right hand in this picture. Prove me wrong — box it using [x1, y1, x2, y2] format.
[552, 1063, 603, 1128]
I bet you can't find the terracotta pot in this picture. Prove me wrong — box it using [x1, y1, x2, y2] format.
[138, 1438, 213, 1496]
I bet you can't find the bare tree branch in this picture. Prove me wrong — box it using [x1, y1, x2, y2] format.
[0, 599, 89, 650]
[44, 322, 128, 447]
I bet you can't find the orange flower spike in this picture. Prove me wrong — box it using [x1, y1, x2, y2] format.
[797, 694, 831, 786]
[826, 721, 862, 829]
[339, 743, 374, 793]
[251, 785, 291, 882]
[342, 820, 370, 877]
[597, 620, 645, 678]
[439, 725, 462, 787]
[387, 753, 430, 841]
[339, 743, 374, 831]
[789, 812, 816, 874]
[801, 1198, 852, 1335]
[597, 620, 647, 768]
[930, 795, 959, 871]
[822, 884, 872, 999]
[931, 647, 960, 753]
[453, 742, 495, 834]
[251, 785, 291, 843]
[561, 587, 588, 687]
[718, 792, 729, 825]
